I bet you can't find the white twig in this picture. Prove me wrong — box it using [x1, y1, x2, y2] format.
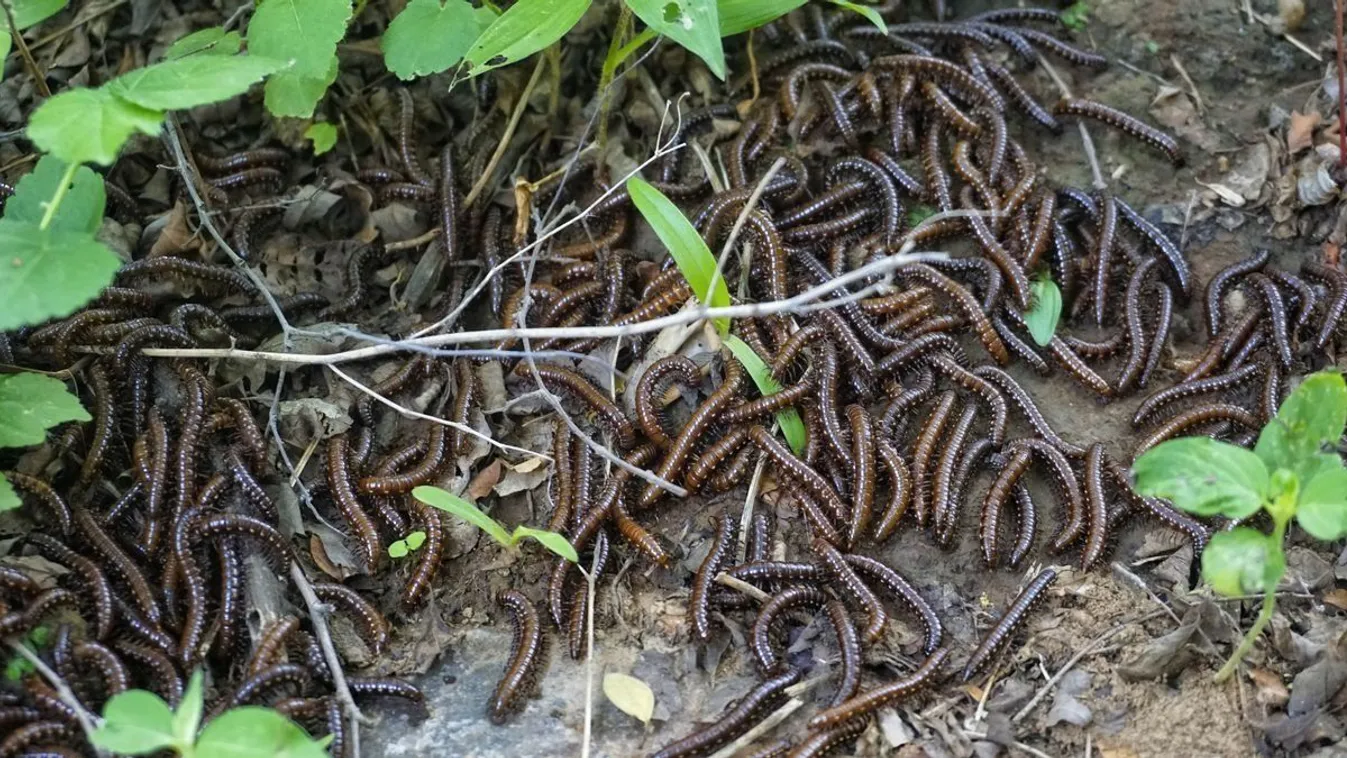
[1037, 57, 1106, 191]
[708, 157, 787, 304]
[8, 641, 107, 756]
[289, 563, 366, 739]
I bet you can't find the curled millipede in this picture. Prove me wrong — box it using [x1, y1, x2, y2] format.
[751, 586, 827, 675]
[651, 668, 801, 758]
[311, 582, 390, 656]
[962, 568, 1057, 681]
[808, 646, 949, 730]
[489, 590, 545, 724]
[749, 426, 844, 544]
[635, 355, 701, 449]
[639, 360, 744, 509]
[843, 553, 943, 653]
[522, 364, 636, 449]
[23, 534, 113, 640]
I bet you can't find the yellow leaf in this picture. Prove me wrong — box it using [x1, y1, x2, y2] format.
[602, 672, 654, 724]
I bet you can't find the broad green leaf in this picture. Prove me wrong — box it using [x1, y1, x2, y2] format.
[262, 58, 338, 118]
[1202, 527, 1275, 597]
[196, 706, 329, 758]
[304, 122, 338, 155]
[9, 0, 69, 29]
[513, 525, 578, 562]
[172, 671, 204, 746]
[165, 27, 243, 59]
[4, 155, 106, 234]
[404, 529, 427, 550]
[382, 0, 481, 80]
[603, 672, 655, 723]
[1132, 437, 1269, 519]
[413, 485, 513, 547]
[388, 540, 409, 558]
[464, 0, 590, 76]
[27, 88, 163, 166]
[724, 334, 807, 454]
[1297, 466, 1347, 541]
[627, 175, 730, 332]
[1256, 370, 1347, 482]
[624, 0, 724, 79]
[248, 0, 352, 79]
[0, 372, 91, 447]
[0, 219, 121, 331]
[0, 29, 9, 74]
[825, 0, 885, 32]
[4, 656, 32, 681]
[0, 474, 17, 512]
[1023, 277, 1061, 347]
[91, 690, 177, 754]
[107, 55, 284, 111]
[716, 0, 804, 36]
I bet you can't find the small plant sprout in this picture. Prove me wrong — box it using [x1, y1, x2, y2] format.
[92, 670, 330, 757]
[1061, 1, 1089, 30]
[388, 530, 428, 558]
[1022, 275, 1062, 347]
[1133, 369, 1347, 682]
[413, 486, 578, 563]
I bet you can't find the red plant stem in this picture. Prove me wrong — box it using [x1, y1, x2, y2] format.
[1338, 0, 1346, 166]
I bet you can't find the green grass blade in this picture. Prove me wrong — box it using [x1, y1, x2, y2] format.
[723, 334, 806, 454]
[627, 175, 731, 333]
[412, 486, 513, 547]
[513, 526, 578, 562]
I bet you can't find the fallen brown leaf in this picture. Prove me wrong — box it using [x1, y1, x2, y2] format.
[147, 201, 201, 258]
[1326, 588, 1347, 612]
[309, 534, 346, 579]
[1288, 111, 1321, 154]
[1252, 667, 1291, 708]
[467, 459, 504, 500]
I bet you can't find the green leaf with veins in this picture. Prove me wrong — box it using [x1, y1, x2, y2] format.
[626, 175, 731, 333]
[106, 55, 284, 111]
[382, 0, 482, 80]
[4, 155, 106, 234]
[1296, 466, 1347, 541]
[1023, 277, 1061, 347]
[171, 671, 204, 746]
[262, 58, 339, 119]
[723, 334, 807, 454]
[304, 122, 338, 155]
[0, 474, 17, 512]
[513, 525, 578, 562]
[91, 690, 177, 754]
[464, 0, 590, 76]
[195, 706, 330, 758]
[1256, 371, 1347, 483]
[716, 0, 804, 35]
[0, 372, 91, 447]
[27, 88, 163, 166]
[1202, 527, 1275, 597]
[413, 486, 513, 547]
[624, 0, 725, 79]
[165, 27, 243, 59]
[824, 0, 885, 32]
[0, 219, 121, 331]
[1132, 437, 1269, 519]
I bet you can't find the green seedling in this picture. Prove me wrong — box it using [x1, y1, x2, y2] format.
[1133, 370, 1347, 682]
[388, 530, 428, 558]
[1061, 1, 1089, 30]
[1022, 275, 1062, 347]
[413, 486, 578, 563]
[92, 671, 329, 757]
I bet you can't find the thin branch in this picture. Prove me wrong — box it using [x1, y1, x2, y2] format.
[708, 156, 786, 303]
[715, 571, 771, 603]
[465, 55, 546, 207]
[7, 640, 107, 756]
[289, 563, 366, 734]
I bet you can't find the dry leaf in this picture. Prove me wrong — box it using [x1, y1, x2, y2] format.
[1251, 667, 1291, 708]
[603, 672, 655, 723]
[512, 456, 545, 473]
[1326, 588, 1347, 612]
[1099, 747, 1141, 758]
[1288, 111, 1320, 153]
[1279, 0, 1305, 31]
[467, 459, 504, 500]
[309, 533, 347, 579]
[147, 201, 200, 258]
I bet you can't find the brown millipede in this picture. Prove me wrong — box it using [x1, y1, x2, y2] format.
[635, 355, 701, 449]
[489, 589, 545, 724]
[651, 668, 801, 758]
[1054, 98, 1183, 165]
[326, 435, 383, 570]
[749, 426, 845, 544]
[811, 537, 886, 642]
[962, 568, 1057, 681]
[808, 646, 949, 730]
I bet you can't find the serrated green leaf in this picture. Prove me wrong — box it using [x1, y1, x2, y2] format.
[1256, 370, 1347, 484]
[413, 485, 513, 547]
[0, 372, 90, 447]
[107, 55, 284, 111]
[172, 672, 204, 746]
[513, 525, 578, 562]
[824, 0, 885, 32]
[91, 690, 177, 754]
[624, 0, 724, 79]
[603, 672, 655, 723]
[27, 88, 163, 166]
[1132, 437, 1269, 519]
[196, 706, 329, 758]
[627, 175, 730, 332]
[4, 155, 106, 234]
[262, 58, 338, 118]
[0, 474, 17, 512]
[303, 122, 338, 155]
[165, 27, 243, 59]
[716, 0, 804, 36]
[1202, 527, 1275, 597]
[0, 219, 121, 331]
[382, 0, 481, 80]
[723, 334, 807, 454]
[464, 0, 590, 76]
[1296, 466, 1347, 541]
[248, 0, 352, 79]
[404, 530, 427, 550]
[1023, 278, 1061, 347]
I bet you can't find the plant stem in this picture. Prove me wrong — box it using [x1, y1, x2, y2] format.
[1214, 516, 1288, 683]
[1339, 0, 1346, 167]
[39, 161, 79, 231]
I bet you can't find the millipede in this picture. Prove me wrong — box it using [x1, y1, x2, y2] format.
[809, 646, 949, 730]
[490, 590, 545, 724]
[652, 667, 802, 758]
[326, 435, 383, 570]
[962, 568, 1057, 681]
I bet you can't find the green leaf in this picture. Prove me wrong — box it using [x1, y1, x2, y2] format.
[248, 0, 352, 79]
[382, 0, 481, 80]
[513, 525, 578, 562]
[0, 219, 121, 331]
[91, 690, 177, 754]
[824, 0, 885, 32]
[0, 372, 91, 447]
[404, 530, 427, 550]
[413, 485, 513, 547]
[626, 175, 730, 333]
[723, 334, 807, 454]
[107, 55, 284, 112]
[1256, 370, 1347, 483]
[907, 204, 935, 228]
[5, 656, 33, 681]
[716, 0, 804, 36]
[303, 122, 338, 155]
[1296, 466, 1347, 541]
[1023, 277, 1061, 347]
[624, 0, 724, 79]
[464, 0, 590, 76]
[0, 474, 18, 512]
[196, 707, 329, 758]
[1202, 527, 1276, 597]
[165, 27, 243, 59]
[387, 540, 409, 558]
[1060, 1, 1089, 30]
[9, 0, 69, 29]
[172, 672, 204, 746]
[27, 88, 163, 166]
[4, 155, 106, 234]
[262, 58, 338, 119]
[1132, 436, 1270, 519]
